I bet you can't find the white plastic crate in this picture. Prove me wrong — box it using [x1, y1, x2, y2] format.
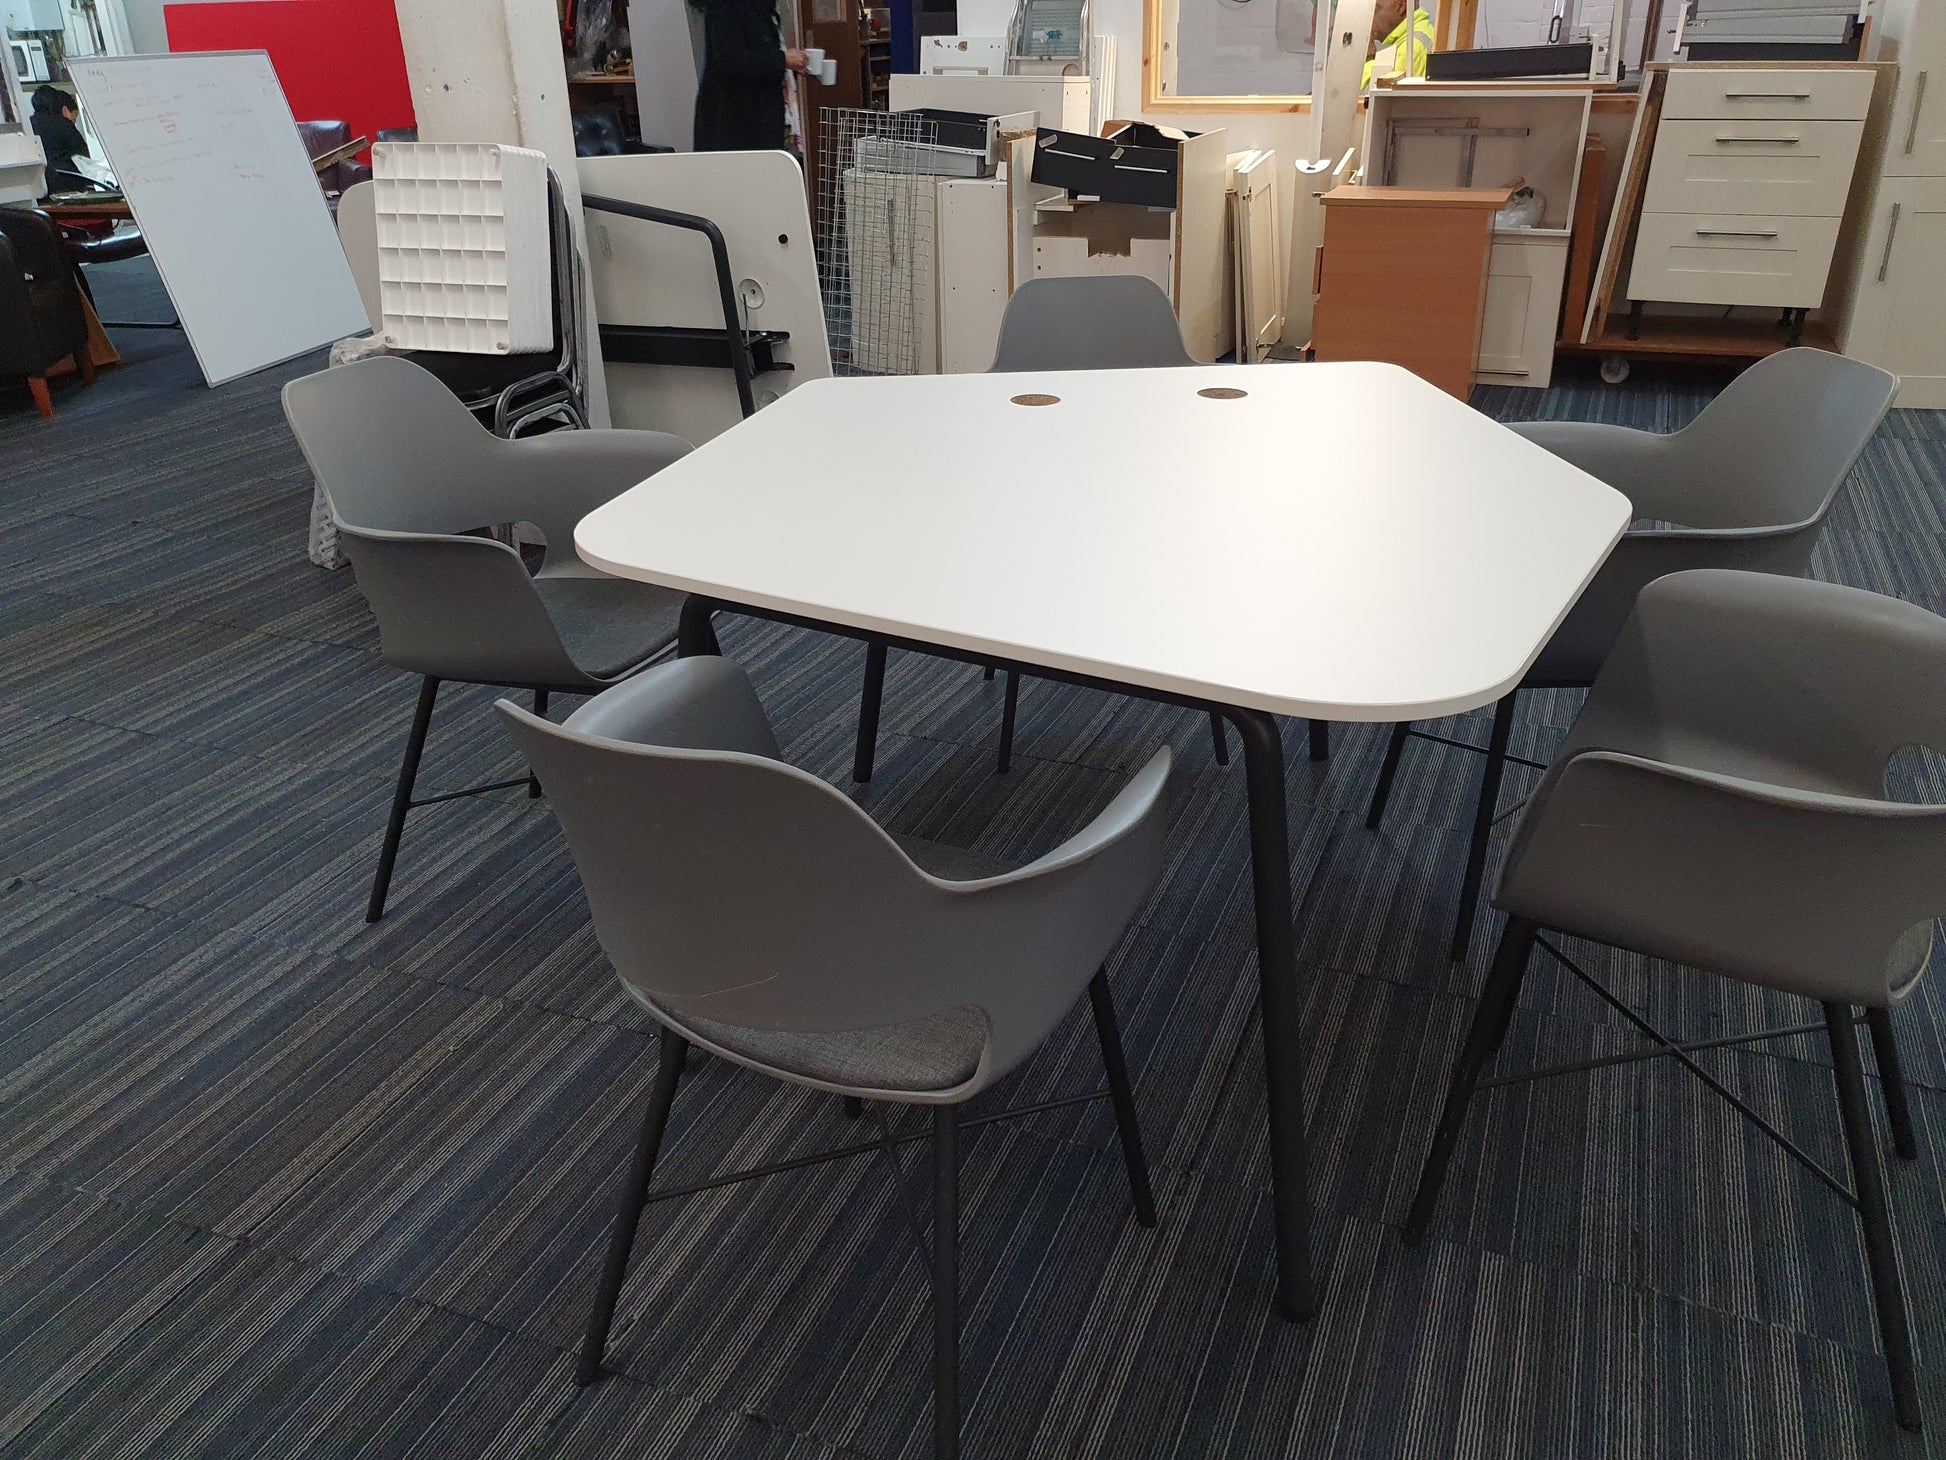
[371, 142, 552, 355]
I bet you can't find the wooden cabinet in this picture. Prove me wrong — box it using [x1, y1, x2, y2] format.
[1842, 175, 1946, 408]
[1478, 233, 1569, 387]
[1312, 186, 1511, 400]
[1881, 0, 1946, 178]
[1627, 66, 1871, 319]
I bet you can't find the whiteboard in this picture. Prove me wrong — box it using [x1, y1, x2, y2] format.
[66, 51, 370, 386]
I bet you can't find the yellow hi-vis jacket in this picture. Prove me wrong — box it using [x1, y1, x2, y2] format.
[1364, 8, 1437, 88]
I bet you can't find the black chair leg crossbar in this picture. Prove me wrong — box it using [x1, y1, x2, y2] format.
[1406, 922, 1924, 1431]
[367, 676, 552, 922]
[1365, 697, 1551, 962]
[851, 646, 1328, 784]
[575, 971, 1156, 1459]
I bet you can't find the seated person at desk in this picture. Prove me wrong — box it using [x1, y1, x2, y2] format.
[1363, 0, 1437, 87]
[31, 86, 90, 191]
[689, 0, 811, 152]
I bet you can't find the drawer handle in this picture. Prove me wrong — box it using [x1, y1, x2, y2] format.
[1693, 228, 1780, 239]
[1722, 91, 1812, 101]
[1906, 72, 1929, 156]
[1715, 135, 1800, 145]
[1878, 202, 1902, 283]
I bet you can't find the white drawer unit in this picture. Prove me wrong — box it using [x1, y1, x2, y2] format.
[1629, 212, 1843, 307]
[1627, 65, 1871, 331]
[1661, 66, 1875, 123]
[1642, 119, 1865, 217]
[1478, 232, 1569, 388]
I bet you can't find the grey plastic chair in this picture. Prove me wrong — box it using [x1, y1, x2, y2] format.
[282, 354, 692, 921]
[1365, 347, 1900, 961]
[1405, 569, 1943, 1432]
[852, 274, 1261, 786]
[498, 654, 1170, 1460]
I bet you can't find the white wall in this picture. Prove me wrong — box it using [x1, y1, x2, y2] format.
[123, 0, 171, 54]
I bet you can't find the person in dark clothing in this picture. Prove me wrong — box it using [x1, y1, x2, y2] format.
[30, 86, 90, 186]
[690, 0, 808, 153]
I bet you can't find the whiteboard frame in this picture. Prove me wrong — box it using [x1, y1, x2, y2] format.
[66, 50, 370, 387]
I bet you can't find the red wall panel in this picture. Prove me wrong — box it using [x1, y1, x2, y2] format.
[163, 0, 415, 156]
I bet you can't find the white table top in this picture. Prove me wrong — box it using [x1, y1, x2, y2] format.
[577, 362, 1633, 721]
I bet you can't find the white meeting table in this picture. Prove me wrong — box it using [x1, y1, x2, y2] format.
[578, 361, 1633, 1321]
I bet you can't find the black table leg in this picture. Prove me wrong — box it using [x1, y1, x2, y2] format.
[1228, 708, 1318, 1323]
[678, 596, 720, 658]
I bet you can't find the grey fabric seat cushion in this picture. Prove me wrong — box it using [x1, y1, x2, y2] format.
[533, 575, 686, 680]
[662, 834, 1015, 1093]
[675, 1003, 991, 1093]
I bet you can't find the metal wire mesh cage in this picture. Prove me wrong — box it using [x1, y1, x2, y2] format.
[815, 107, 942, 377]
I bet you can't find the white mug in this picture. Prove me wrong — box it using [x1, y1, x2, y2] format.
[803, 46, 825, 69]
[818, 56, 838, 85]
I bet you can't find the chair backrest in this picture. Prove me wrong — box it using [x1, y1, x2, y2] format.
[1531, 349, 1899, 686]
[1509, 571, 1946, 1005]
[334, 180, 382, 335]
[1665, 347, 1900, 530]
[989, 275, 1195, 372]
[0, 206, 89, 376]
[499, 657, 1016, 1039]
[283, 354, 585, 686]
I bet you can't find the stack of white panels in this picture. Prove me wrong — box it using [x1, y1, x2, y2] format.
[372, 142, 551, 355]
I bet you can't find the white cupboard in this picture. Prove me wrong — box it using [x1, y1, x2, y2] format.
[1842, 175, 1946, 408]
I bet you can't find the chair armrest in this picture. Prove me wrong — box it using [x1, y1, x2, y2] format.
[934, 749, 1172, 1068]
[1501, 749, 1946, 1006]
[494, 427, 693, 576]
[1510, 419, 1692, 524]
[1560, 570, 1946, 795]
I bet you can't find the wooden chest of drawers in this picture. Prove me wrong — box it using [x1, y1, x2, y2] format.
[1627, 67, 1872, 313]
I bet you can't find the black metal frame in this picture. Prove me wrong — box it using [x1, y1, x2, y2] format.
[1404, 918, 1924, 1431]
[573, 970, 1157, 1460]
[367, 675, 555, 922]
[679, 593, 1321, 1323]
[854, 646, 1327, 784]
[1367, 691, 1553, 961]
[580, 193, 757, 420]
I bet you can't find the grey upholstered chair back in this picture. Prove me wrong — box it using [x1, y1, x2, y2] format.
[989, 275, 1195, 372]
[282, 354, 688, 686]
[1518, 349, 1898, 683]
[499, 657, 1171, 1091]
[1501, 570, 1946, 1006]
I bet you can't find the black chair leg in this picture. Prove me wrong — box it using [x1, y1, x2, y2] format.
[1824, 1002, 1923, 1431]
[933, 1107, 960, 1460]
[577, 1028, 688, 1387]
[1209, 711, 1229, 766]
[853, 640, 888, 784]
[368, 675, 439, 923]
[529, 688, 549, 798]
[1088, 970, 1157, 1228]
[996, 669, 1020, 774]
[1864, 1007, 1919, 1160]
[983, 664, 996, 681]
[1404, 915, 1537, 1245]
[1309, 720, 1330, 762]
[1451, 694, 1518, 962]
[1366, 722, 1413, 830]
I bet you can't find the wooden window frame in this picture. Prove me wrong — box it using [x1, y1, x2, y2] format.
[1142, 0, 1314, 113]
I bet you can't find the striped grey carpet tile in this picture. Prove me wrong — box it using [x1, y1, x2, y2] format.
[5, 267, 1946, 1456]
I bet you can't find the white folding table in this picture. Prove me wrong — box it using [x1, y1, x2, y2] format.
[577, 361, 1633, 1320]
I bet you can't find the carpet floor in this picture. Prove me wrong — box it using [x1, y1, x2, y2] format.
[3, 259, 1945, 1458]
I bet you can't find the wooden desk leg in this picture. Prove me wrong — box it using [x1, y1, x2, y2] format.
[1229, 707, 1319, 1323]
[28, 377, 52, 419]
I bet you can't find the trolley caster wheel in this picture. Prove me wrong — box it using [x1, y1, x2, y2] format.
[1599, 354, 1631, 385]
